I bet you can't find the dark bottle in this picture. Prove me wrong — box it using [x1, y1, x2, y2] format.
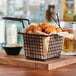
[46, 5, 55, 22]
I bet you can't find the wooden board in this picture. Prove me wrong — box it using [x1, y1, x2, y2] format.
[0, 51, 76, 70]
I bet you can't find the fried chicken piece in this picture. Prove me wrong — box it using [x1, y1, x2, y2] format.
[38, 23, 50, 30]
[27, 30, 33, 34]
[38, 23, 43, 28]
[56, 27, 62, 32]
[50, 25, 56, 28]
[27, 25, 36, 33]
[42, 23, 50, 30]
[34, 26, 42, 32]
[45, 26, 56, 34]
[28, 25, 36, 30]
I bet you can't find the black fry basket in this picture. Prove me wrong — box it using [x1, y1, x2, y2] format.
[19, 13, 63, 61]
[20, 33, 63, 61]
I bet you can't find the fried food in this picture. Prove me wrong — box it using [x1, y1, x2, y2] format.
[34, 26, 42, 32]
[28, 25, 36, 30]
[38, 23, 50, 30]
[26, 23, 61, 34]
[42, 23, 50, 30]
[27, 30, 33, 34]
[56, 28, 62, 32]
[27, 25, 36, 33]
[50, 25, 56, 28]
[44, 26, 56, 34]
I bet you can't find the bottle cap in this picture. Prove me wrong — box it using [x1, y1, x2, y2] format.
[48, 5, 55, 8]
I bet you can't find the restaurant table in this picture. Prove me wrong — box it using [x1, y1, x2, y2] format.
[0, 50, 76, 76]
[0, 62, 76, 76]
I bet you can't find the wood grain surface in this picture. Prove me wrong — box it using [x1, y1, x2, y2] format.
[0, 51, 76, 70]
[0, 64, 76, 76]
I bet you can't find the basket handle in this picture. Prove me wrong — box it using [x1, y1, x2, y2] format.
[2, 17, 30, 28]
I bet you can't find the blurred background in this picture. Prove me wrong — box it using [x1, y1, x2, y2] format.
[0, 0, 76, 50]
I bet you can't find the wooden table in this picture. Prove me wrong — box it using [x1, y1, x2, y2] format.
[0, 50, 76, 76]
[0, 64, 76, 76]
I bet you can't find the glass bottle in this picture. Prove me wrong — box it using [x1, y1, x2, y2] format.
[62, 0, 74, 21]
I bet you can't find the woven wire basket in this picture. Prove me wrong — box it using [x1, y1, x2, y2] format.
[20, 33, 63, 61]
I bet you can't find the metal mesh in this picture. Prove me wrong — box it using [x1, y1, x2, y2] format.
[22, 33, 63, 61]
[48, 34, 63, 59]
